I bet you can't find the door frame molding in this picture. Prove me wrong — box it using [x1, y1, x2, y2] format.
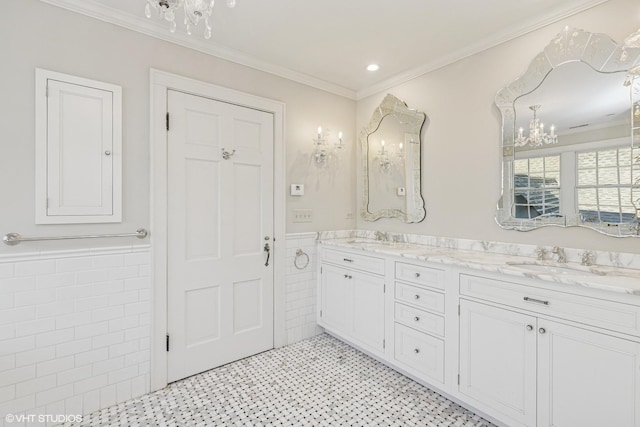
[149, 69, 286, 391]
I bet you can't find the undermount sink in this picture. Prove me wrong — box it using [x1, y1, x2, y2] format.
[506, 261, 603, 276]
[346, 239, 395, 246]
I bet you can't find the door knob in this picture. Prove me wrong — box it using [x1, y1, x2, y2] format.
[526, 325, 533, 331]
[539, 328, 546, 334]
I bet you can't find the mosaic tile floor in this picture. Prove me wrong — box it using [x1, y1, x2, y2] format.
[64, 334, 495, 426]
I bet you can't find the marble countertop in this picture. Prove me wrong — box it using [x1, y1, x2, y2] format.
[319, 237, 640, 296]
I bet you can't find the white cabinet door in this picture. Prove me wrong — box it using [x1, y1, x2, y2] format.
[320, 264, 351, 335]
[319, 264, 385, 355]
[537, 321, 640, 427]
[459, 299, 537, 427]
[351, 271, 385, 353]
[35, 69, 122, 223]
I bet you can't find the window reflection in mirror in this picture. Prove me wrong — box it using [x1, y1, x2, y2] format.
[496, 27, 640, 236]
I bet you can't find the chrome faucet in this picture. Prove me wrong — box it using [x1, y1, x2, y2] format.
[535, 246, 547, 261]
[581, 251, 596, 266]
[551, 246, 566, 263]
[374, 230, 388, 242]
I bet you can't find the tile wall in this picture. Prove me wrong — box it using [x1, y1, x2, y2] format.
[284, 233, 322, 345]
[0, 246, 151, 426]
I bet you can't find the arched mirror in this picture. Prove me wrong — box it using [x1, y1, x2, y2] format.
[495, 27, 640, 237]
[361, 94, 426, 222]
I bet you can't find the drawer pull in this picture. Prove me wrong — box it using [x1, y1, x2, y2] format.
[414, 316, 420, 322]
[415, 272, 421, 278]
[414, 348, 420, 354]
[414, 294, 420, 300]
[343, 258, 354, 263]
[524, 297, 549, 306]
[526, 325, 533, 331]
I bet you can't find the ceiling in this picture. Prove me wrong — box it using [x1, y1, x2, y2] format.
[41, 0, 608, 100]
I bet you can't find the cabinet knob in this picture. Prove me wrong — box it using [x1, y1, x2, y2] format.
[104, 150, 111, 156]
[526, 325, 533, 331]
[414, 348, 420, 354]
[415, 272, 421, 278]
[539, 328, 546, 334]
[414, 316, 420, 322]
[414, 294, 420, 300]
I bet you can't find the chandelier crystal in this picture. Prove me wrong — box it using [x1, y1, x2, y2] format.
[514, 105, 558, 148]
[145, 0, 236, 40]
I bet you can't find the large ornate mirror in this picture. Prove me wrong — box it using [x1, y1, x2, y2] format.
[361, 94, 426, 222]
[495, 27, 640, 237]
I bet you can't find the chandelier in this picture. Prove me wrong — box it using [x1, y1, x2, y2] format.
[145, 0, 236, 40]
[515, 105, 558, 148]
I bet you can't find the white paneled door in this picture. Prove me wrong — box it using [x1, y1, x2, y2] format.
[167, 90, 274, 382]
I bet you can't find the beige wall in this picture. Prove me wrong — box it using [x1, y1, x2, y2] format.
[356, 0, 640, 254]
[0, 0, 356, 254]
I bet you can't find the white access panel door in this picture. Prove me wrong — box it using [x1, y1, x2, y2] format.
[459, 299, 537, 427]
[537, 321, 640, 427]
[167, 90, 274, 382]
[35, 69, 122, 223]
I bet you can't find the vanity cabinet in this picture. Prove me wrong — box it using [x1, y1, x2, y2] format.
[317, 241, 640, 427]
[392, 262, 446, 385]
[319, 249, 385, 356]
[459, 275, 640, 427]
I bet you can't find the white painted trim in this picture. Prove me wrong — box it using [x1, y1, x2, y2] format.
[286, 232, 319, 240]
[39, 0, 355, 100]
[150, 69, 286, 391]
[0, 244, 150, 263]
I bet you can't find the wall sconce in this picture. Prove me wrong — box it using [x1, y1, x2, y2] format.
[379, 140, 391, 173]
[313, 126, 344, 167]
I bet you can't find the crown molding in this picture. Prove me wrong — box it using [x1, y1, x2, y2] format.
[40, 0, 609, 102]
[39, 0, 357, 100]
[355, 0, 610, 100]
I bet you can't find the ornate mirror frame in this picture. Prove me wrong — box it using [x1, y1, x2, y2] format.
[361, 94, 426, 222]
[495, 27, 640, 237]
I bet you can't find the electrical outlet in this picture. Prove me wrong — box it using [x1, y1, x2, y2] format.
[293, 209, 313, 223]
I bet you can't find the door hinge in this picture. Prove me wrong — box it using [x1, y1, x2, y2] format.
[383, 284, 386, 293]
[46, 84, 49, 97]
[166, 334, 170, 352]
[320, 309, 322, 318]
[457, 374, 460, 385]
[166, 112, 170, 131]
[320, 266, 323, 274]
[383, 339, 385, 349]
[458, 305, 460, 316]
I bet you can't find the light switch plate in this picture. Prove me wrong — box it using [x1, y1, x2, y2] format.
[291, 184, 304, 196]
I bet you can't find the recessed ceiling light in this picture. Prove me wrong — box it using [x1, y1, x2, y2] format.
[367, 64, 380, 72]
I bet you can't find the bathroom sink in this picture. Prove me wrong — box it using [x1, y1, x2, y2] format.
[506, 261, 602, 276]
[345, 239, 395, 246]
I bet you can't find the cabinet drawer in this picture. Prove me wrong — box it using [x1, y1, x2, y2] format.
[395, 262, 445, 290]
[322, 248, 385, 275]
[460, 274, 640, 338]
[395, 303, 444, 337]
[395, 282, 445, 314]
[394, 323, 444, 384]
